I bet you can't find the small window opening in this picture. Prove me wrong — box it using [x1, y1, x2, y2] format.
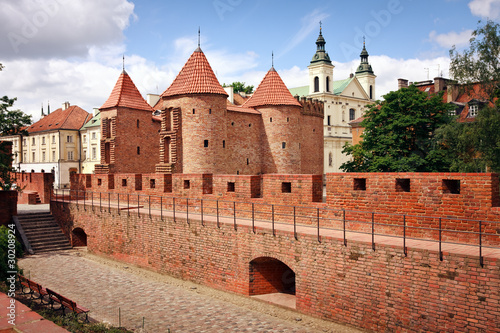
[223, 140, 225, 148]
[122, 179, 127, 187]
[246, 158, 249, 165]
[249, 123, 252, 127]
[227, 182, 235, 192]
[396, 178, 411, 192]
[270, 117, 272, 122]
[150, 179, 156, 189]
[282, 142, 286, 149]
[193, 109, 195, 114]
[184, 180, 190, 189]
[136, 119, 140, 128]
[443, 179, 460, 194]
[209, 109, 212, 114]
[231, 122, 235, 126]
[281, 182, 292, 193]
[97, 179, 102, 186]
[353, 178, 366, 191]
[204, 140, 209, 147]
[287, 117, 289, 122]
[137, 146, 140, 155]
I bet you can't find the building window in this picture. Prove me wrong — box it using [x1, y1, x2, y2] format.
[32, 152, 35, 161]
[23, 139, 26, 145]
[369, 85, 373, 99]
[32, 138, 35, 145]
[52, 136, 55, 144]
[83, 135, 86, 143]
[150, 179, 156, 189]
[68, 151, 74, 160]
[66, 135, 72, 143]
[52, 151, 55, 161]
[209, 109, 212, 114]
[354, 178, 367, 191]
[92, 147, 96, 160]
[193, 109, 195, 114]
[282, 142, 286, 149]
[314, 76, 319, 92]
[326, 76, 330, 92]
[184, 180, 190, 189]
[42, 152, 45, 161]
[327, 115, 331, 126]
[204, 140, 209, 147]
[97, 179, 102, 186]
[281, 182, 292, 193]
[122, 179, 127, 187]
[396, 179, 411, 192]
[270, 117, 272, 122]
[469, 104, 478, 117]
[83, 150, 87, 160]
[349, 109, 356, 121]
[92, 132, 96, 139]
[328, 152, 333, 167]
[246, 158, 249, 165]
[42, 137, 45, 145]
[227, 182, 235, 192]
[443, 179, 460, 194]
[137, 119, 140, 128]
[449, 109, 456, 116]
[137, 146, 140, 155]
[23, 153, 26, 162]
[222, 140, 225, 148]
[342, 111, 345, 122]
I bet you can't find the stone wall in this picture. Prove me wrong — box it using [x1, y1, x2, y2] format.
[14, 172, 54, 204]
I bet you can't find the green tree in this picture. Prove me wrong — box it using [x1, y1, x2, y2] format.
[450, 20, 500, 97]
[341, 85, 454, 172]
[0, 225, 23, 283]
[223, 81, 254, 94]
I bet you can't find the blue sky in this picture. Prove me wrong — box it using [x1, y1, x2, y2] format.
[0, 0, 498, 120]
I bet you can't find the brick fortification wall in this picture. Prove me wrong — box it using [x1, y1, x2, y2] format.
[52, 201, 500, 332]
[0, 191, 17, 226]
[14, 172, 54, 204]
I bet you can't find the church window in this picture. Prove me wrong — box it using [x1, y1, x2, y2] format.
[328, 152, 333, 167]
[342, 111, 345, 122]
[326, 76, 330, 92]
[314, 76, 319, 92]
[327, 115, 331, 125]
[370, 85, 373, 99]
[349, 109, 356, 121]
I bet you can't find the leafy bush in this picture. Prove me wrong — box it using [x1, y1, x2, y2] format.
[0, 225, 23, 283]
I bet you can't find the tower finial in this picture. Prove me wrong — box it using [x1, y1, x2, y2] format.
[122, 54, 125, 71]
[272, 51, 274, 68]
[319, 21, 322, 33]
[198, 27, 200, 48]
[363, 36, 365, 46]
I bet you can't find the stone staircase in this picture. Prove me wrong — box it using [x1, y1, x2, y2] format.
[16, 212, 72, 253]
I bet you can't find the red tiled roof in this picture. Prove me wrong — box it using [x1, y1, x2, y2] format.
[161, 48, 228, 98]
[227, 105, 261, 115]
[243, 68, 301, 108]
[100, 70, 154, 111]
[27, 105, 90, 133]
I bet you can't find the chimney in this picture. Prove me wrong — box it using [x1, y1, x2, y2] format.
[146, 94, 160, 107]
[93, 108, 99, 116]
[224, 86, 234, 104]
[434, 77, 446, 93]
[62, 101, 70, 110]
[398, 78, 409, 90]
[447, 84, 459, 103]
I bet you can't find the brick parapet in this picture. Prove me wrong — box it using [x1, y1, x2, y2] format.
[14, 172, 53, 204]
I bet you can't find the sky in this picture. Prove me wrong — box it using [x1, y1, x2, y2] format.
[0, 0, 499, 121]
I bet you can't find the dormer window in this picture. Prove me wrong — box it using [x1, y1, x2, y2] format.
[469, 104, 478, 117]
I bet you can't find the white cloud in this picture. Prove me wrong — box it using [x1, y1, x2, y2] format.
[0, 0, 136, 59]
[429, 30, 473, 48]
[469, 0, 500, 19]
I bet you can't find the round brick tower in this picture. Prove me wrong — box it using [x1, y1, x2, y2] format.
[159, 47, 228, 174]
[243, 67, 303, 174]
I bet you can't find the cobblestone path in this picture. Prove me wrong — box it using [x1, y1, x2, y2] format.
[19, 250, 359, 333]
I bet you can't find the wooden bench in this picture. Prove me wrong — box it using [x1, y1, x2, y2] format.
[18, 275, 49, 304]
[46, 288, 90, 322]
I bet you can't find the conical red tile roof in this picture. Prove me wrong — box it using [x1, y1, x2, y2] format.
[243, 68, 301, 108]
[161, 48, 228, 98]
[100, 70, 154, 111]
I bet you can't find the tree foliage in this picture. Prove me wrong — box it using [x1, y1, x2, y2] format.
[341, 85, 454, 172]
[450, 20, 500, 97]
[223, 81, 254, 94]
[0, 225, 23, 283]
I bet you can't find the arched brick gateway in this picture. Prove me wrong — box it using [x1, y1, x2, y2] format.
[249, 257, 295, 296]
[71, 227, 87, 247]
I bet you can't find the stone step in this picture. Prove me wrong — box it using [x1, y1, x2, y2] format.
[26, 234, 68, 242]
[24, 227, 63, 236]
[33, 244, 72, 252]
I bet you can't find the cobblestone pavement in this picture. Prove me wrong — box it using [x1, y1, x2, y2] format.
[19, 250, 360, 333]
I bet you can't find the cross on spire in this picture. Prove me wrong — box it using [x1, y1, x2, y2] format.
[122, 54, 125, 71]
[272, 51, 274, 68]
[198, 27, 201, 48]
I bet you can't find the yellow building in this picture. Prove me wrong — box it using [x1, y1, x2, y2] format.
[0, 102, 91, 189]
[80, 109, 101, 174]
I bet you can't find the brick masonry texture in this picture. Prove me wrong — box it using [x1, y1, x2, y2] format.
[13, 172, 54, 204]
[51, 200, 500, 332]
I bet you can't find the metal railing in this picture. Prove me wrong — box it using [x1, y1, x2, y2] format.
[51, 189, 500, 267]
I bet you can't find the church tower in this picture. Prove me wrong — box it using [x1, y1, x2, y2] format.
[308, 25, 334, 96]
[355, 42, 376, 100]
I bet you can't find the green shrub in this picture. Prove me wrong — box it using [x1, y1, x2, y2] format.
[0, 225, 23, 282]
